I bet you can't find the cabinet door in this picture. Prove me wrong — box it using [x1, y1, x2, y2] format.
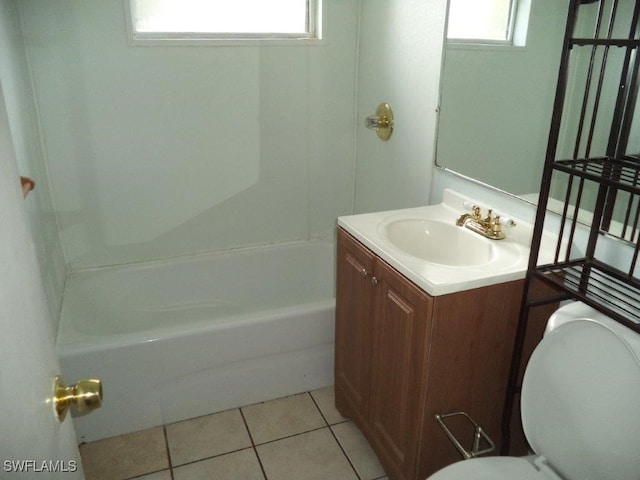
[369, 259, 433, 480]
[335, 229, 376, 423]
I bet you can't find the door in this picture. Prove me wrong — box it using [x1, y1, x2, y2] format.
[0, 84, 83, 476]
[369, 259, 432, 480]
[334, 228, 376, 424]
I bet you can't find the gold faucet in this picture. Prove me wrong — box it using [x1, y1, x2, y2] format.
[456, 206, 507, 240]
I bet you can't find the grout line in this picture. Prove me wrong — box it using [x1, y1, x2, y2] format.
[126, 469, 173, 480]
[327, 423, 363, 480]
[239, 407, 257, 447]
[308, 391, 330, 426]
[162, 426, 175, 480]
[169, 446, 255, 470]
[309, 390, 378, 480]
[312, 389, 386, 480]
[239, 407, 268, 480]
[308, 390, 352, 428]
[123, 428, 175, 480]
[251, 424, 330, 447]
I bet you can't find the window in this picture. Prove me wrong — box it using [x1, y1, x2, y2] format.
[128, 0, 321, 43]
[447, 0, 520, 44]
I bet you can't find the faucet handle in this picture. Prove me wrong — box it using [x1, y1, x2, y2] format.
[483, 209, 495, 224]
[489, 215, 505, 239]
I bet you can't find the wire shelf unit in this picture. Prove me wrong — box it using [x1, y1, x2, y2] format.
[532, 0, 640, 329]
[502, 0, 640, 454]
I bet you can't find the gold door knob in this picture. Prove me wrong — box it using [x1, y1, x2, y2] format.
[53, 375, 103, 422]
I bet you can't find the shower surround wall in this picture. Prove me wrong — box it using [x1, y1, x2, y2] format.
[19, 0, 360, 270]
[0, 1, 67, 328]
[17, 0, 448, 274]
[355, 0, 446, 214]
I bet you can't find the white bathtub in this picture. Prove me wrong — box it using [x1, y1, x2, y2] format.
[56, 241, 336, 443]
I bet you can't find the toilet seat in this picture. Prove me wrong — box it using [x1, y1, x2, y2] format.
[427, 456, 552, 480]
[427, 312, 640, 480]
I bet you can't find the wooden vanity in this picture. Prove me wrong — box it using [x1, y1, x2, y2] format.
[335, 227, 527, 479]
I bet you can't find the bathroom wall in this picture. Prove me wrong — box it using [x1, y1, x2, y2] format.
[19, 0, 360, 270]
[431, 170, 539, 225]
[353, 0, 447, 214]
[0, 1, 67, 328]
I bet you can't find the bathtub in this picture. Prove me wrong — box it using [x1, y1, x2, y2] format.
[56, 240, 336, 443]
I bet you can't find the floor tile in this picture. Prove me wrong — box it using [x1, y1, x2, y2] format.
[242, 393, 326, 444]
[173, 448, 265, 480]
[256, 428, 358, 480]
[79, 426, 168, 480]
[332, 421, 386, 480]
[166, 408, 252, 466]
[310, 386, 348, 425]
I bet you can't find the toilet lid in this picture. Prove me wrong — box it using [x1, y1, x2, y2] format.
[521, 319, 640, 480]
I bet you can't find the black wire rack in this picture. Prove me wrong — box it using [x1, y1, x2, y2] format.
[502, 0, 640, 454]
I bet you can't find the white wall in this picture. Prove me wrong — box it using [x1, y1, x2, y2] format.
[19, 0, 359, 270]
[431, 169, 539, 224]
[353, 0, 447, 214]
[0, 0, 67, 328]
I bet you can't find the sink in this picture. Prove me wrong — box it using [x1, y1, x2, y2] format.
[381, 218, 495, 266]
[337, 189, 536, 295]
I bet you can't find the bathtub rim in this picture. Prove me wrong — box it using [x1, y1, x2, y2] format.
[57, 298, 336, 357]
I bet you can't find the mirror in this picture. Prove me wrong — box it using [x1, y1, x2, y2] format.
[437, 0, 640, 234]
[435, 0, 569, 200]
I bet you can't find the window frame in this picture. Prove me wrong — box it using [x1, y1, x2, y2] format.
[125, 0, 323, 46]
[446, 0, 522, 46]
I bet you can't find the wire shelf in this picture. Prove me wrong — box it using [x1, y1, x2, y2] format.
[553, 157, 640, 194]
[534, 260, 640, 331]
[571, 38, 640, 48]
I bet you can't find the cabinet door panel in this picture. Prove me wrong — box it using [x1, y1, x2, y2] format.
[416, 281, 523, 478]
[335, 229, 376, 421]
[369, 260, 432, 479]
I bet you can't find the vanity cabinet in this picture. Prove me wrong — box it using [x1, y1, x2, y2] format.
[335, 227, 524, 480]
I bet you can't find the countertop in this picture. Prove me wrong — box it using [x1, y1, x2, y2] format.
[338, 189, 557, 296]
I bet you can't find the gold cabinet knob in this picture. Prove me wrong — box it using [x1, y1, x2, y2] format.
[53, 375, 103, 422]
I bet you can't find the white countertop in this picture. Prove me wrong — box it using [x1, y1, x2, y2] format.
[338, 189, 557, 296]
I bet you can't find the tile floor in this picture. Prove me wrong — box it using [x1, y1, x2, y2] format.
[79, 386, 389, 480]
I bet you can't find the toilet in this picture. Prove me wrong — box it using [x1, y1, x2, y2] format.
[427, 301, 640, 480]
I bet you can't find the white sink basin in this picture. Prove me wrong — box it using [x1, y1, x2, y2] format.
[381, 219, 494, 267]
[337, 189, 544, 296]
